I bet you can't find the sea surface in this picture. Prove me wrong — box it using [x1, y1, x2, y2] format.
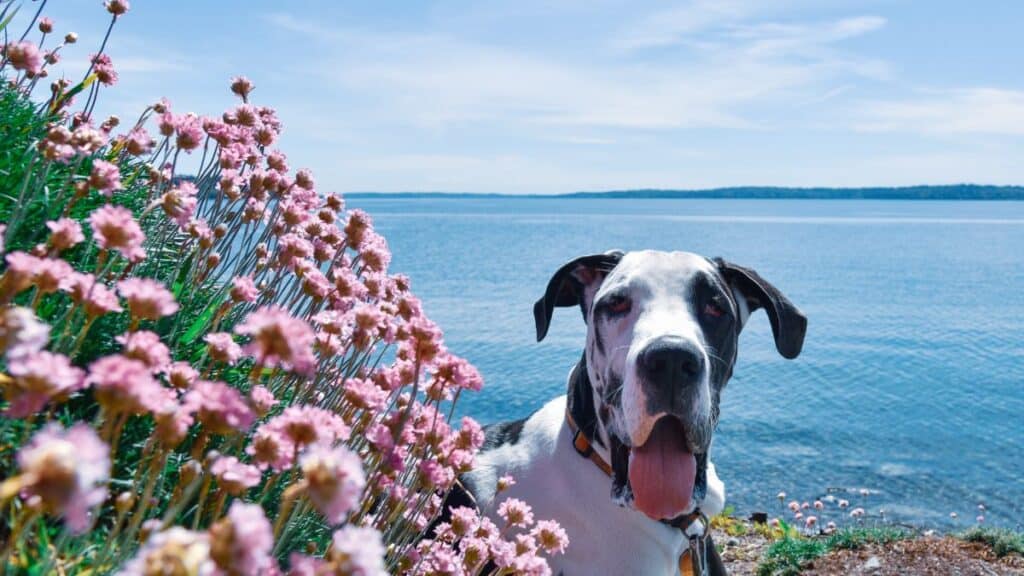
[348, 197, 1024, 529]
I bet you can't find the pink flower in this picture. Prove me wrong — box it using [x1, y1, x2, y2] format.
[344, 210, 372, 248]
[60, 272, 123, 317]
[358, 231, 391, 272]
[209, 502, 274, 574]
[838, 499, 850, 509]
[230, 76, 254, 100]
[419, 460, 454, 489]
[814, 500, 824, 510]
[1, 252, 41, 297]
[17, 423, 109, 533]
[230, 275, 259, 303]
[497, 474, 516, 493]
[105, 0, 130, 16]
[805, 516, 818, 528]
[46, 218, 85, 252]
[301, 443, 366, 524]
[88, 160, 122, 196]
[118, 528, 213, 576]
[154, 403, 193, 448]
[788, 500, 800, 513]
[90, 53, 118, 86]
[209, 455, 262, 495]
[89, 204, 146, 262]
[38, 17, 54, 34]
[204, 332, 241, 365]
[234, 306, 316, 374]
[850, 507, 865, 518]
[116, 330, 170, 372]
[276, 233, 313, 269]
[328, 525, 386, 576]
[532, 520, 569, 555]
[183, 380, 255, 435]
[342, 377, 388, 410]
[455, 417, 485, 451]
[87, 354, 173, 415]
[30, 257, 74, 294]
[0, 307, 50, 359]
[248, 406, 350, 472]
[3, 351, 84, 417]
[174, 113, 204, 152]
[160, 181, 198, 227]
[433, 354, 483, 392]
[117, 277, 177, 320]
[248, 384, 277, 416]
[166, 361, 199, 389]
[121, 127, 154, 156]
[498, 498, 534, 528]
[3, 41, 43, 75]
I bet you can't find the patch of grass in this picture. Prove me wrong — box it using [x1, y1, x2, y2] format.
[757, 537, 828, 576]
[757, 526, 912, 576]
[959, 526, 1024, 558]
[711, 506, 750, 537]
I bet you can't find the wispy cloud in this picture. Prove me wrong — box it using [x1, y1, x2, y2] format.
[264, 9, 888, 132]
[855, 88, 1024, 135]
[613, 0, 756, 50]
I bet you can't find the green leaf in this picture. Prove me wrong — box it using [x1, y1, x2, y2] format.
[0, 5, 21, 34]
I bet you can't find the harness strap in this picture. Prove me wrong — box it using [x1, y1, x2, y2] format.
[564, 408, 710, 576]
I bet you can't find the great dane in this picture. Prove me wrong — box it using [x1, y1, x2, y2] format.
[452, 250, 807, 575]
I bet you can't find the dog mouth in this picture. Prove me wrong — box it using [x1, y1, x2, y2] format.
[609, 416, 708, 520]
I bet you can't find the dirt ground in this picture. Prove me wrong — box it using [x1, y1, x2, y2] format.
[716, 526, 1024, 575]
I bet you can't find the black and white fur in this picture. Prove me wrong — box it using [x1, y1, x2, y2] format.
[459, 250, 807, 575]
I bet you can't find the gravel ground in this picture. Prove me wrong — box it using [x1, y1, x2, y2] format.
[714, 523, 1024, 575]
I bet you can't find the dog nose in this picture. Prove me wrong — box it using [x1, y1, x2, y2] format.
[638, 337, 704, 388]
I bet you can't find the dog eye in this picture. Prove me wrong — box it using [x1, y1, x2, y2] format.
[703, 301, 724, 318]
[606, 295, 632, 315]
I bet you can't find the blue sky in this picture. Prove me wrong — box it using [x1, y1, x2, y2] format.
[23, 0, 1024, 193]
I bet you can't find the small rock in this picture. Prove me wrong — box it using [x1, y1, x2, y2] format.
[726, 538, 740, 547]
[749, 511, 768, 524]
[863, 555, 882, 571]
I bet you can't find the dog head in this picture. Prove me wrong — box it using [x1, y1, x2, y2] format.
[535, 250, 807, 520]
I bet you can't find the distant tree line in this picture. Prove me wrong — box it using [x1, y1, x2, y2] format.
[345, 185, 1024, 200]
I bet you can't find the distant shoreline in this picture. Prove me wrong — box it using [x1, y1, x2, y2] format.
[346, 185, 1024, 200]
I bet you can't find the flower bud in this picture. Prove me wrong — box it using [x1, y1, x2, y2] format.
[116, 491, 135, 514]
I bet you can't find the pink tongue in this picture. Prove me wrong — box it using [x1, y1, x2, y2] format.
[628, 417, 696, 520]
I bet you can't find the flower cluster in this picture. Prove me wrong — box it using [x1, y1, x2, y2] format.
[0, 4, 566, 575]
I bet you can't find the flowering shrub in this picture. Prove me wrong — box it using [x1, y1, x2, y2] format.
[0, 2, 566, 574]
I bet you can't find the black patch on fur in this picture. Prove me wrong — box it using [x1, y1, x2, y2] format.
[481, 418, 526, 450]
[567, 354, 606, 449]
[593, 321, 606, 356]
[609, 435, 633, 505]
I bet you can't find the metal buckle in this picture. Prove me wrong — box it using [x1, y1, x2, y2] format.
[687, 513, 710, 576]
[572, 427, 593, 457]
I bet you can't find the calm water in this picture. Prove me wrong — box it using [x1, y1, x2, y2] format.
[349, 197, 1024, 529]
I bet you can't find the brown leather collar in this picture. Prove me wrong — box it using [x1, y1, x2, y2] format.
[566, 407, 613, 476]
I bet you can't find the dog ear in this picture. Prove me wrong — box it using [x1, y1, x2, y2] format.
[715, 258, 807, 359]
[534, 251, 624, 342]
